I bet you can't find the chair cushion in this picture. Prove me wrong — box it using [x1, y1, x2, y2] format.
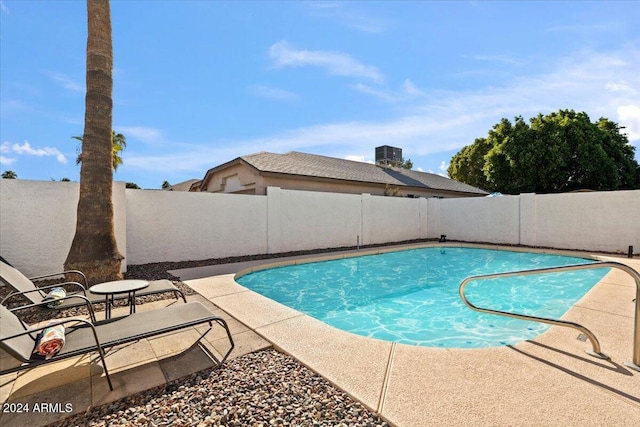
[0, 305, 37, 362]
[0, 261, 44, 305]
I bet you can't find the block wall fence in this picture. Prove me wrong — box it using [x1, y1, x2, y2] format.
[1, 180, 638, 277]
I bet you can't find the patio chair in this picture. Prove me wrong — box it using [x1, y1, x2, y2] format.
[0, 259, 187, 319]
[0, 301, 234, 390]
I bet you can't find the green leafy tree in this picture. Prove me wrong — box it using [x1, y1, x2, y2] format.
[161, 180, 171, 189]
[449, 109, 640, 194]
[65, 0, 123, 284]
[125, 182, 140, 189]
[73, 129, 126, 171]
[447, 137, 492, 190]
[1, 170, 17, 179]
[397, 158, 413, 169]
[386, 158, 412, 169]
[595, 117, 640, 188]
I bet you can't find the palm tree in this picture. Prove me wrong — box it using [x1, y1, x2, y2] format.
[73, 130, 126, 171]
[65, 0, 123, 284]
[110, 131, 126, 170]
[1, 170, 17, 179]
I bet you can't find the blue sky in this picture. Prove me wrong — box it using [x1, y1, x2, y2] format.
[1, 1, 639, 189]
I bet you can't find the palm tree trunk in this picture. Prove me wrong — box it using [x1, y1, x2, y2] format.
[65, 0, 123, 284]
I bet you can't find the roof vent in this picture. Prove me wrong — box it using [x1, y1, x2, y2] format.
[375, 145, 402, 165]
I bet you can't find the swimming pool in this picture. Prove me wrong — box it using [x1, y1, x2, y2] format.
[236, 247, 609, 348]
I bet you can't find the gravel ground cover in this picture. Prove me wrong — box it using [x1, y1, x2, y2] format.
[49, 348, 389, 427]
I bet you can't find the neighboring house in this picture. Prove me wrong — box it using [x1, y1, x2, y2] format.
[163, 179, 201, 192]
[197, 151, 487, 198]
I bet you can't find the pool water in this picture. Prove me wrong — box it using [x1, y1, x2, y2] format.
[236, 247, 609, 348]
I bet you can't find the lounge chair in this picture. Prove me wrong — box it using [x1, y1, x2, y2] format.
[0, 301, 234, 390]
[0, 259, 187, 319]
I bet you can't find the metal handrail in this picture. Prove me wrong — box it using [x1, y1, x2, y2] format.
[458, 261, 640, 372]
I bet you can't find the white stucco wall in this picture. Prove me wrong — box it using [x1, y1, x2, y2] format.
[428, 190, 639, 254]
[362, 194, 425, 245]
[518, 193, 537, 246]
[2, 182, 638, 273]
[523, 190, 640, 253]
[0, 179, 126, 277]
[125, 189, 267, 265]
[427, 196, 521, 244]
[270, 188, 362, 252]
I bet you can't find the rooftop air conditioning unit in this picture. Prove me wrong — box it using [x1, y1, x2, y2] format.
[375, 145, 402, 165]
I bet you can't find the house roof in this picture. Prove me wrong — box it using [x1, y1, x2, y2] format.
[163, 179, 201, 192]
[238, 151, 487, 195]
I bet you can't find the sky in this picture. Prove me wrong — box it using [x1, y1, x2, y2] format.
[1, 1, 639, 189]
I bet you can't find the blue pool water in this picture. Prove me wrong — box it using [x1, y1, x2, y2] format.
[236, 247, 609, 348]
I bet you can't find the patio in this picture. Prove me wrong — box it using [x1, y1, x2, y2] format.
[0, 293, 271, 427]
[1, 242, 639, 426]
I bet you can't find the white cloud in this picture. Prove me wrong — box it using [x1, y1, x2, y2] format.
[351, 79, 425, 103]
[344, 155, 374, 164]
[617, 105, 640, 142]
[47, 72, 84, 93]
[545, 22, 620, 34]
[1, 99, 30, 113]
[252, 117, 450, 153]
[350, 83, 399, 102]
[403, 79, 423, 96]
[345, 21, 384, 34]
[117, 126, 163, 144]
[1, 142, 16, 165]
[125, 150, 224, 173]
[124, 46, 640, 174]
[269, 41, 383, 82]
[308, 2, 387, 33]
[0, 156, 16, 165]
[606, 81, 633, 92]
[464, 54, 524, 67]
[249, 85, 299, 102]
[423, 162, 447, 177]
[310, 2, 342, 10]
[6, 141, 67, 164]
[261, 47, 640, 155]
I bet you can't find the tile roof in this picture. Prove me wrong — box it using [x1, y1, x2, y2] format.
[241, 151, 487, 195]
[164, 179, 201, 191]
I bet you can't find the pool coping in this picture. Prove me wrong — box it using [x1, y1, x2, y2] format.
[181, 242, 640, 426]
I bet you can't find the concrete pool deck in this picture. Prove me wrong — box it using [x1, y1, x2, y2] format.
[179, 242, 640, 426]
[1, 242, 638, 426]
